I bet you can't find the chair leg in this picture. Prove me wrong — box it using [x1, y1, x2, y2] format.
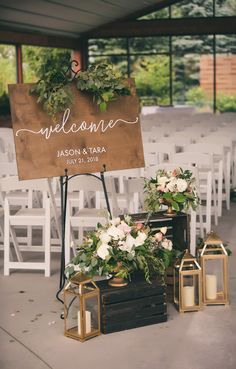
[4, 204, 10, 276]
[44, 201, 51, 277]
[10, 227, 23, 262]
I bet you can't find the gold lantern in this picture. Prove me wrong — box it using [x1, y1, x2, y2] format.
[64, 273, 100, 342]
[174, 250, 202, 312]
[200, 231, 229, 305]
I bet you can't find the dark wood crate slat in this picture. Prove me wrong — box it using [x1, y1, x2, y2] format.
[102, 303, 167, 323]
[101, 314, 167, 334]
[102, 294, 166, 315]
[97, 280, 166, 305]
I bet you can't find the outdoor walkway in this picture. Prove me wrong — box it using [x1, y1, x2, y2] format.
[1, 203, 236, 369]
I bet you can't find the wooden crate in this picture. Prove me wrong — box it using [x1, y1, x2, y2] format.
[129, 211, 190, 251]
[97, 276, 167, 334]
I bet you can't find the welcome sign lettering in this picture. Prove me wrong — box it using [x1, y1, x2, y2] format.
[8, 82, 145, 180]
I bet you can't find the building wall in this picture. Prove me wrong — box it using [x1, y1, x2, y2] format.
[200, 55, 236, 95]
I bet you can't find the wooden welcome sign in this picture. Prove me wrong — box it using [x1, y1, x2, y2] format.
[8, 82, 145, 180]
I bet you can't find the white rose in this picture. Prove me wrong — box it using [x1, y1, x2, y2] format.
[117, 221, 132, 234]
[107, 225, 125, 240]
[157, 176, 169, 187]
[134, 231, 147, 247]
[97, 243, 111, 260]
[160, 226, 167, 235]
[118, 234, 135, 253]
[176, 178, 188, 192]
[99, 231, 111, 244]
[166, 178, 177, 192]
[162, 239, 173, 251]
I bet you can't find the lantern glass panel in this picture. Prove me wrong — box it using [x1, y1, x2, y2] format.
[64, 293, 80, 335]
[84, 295, 99, 333]
[182, 274, 200, 308]
[204, 258, 224, 300]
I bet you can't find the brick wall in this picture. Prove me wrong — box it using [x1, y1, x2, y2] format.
[200, 54, 236, 95]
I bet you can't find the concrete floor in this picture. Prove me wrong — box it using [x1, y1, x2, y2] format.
[1, 204, 236, 369]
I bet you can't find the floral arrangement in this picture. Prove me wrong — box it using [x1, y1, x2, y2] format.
[144, 167, 199, 213]
[65, 216, 174, 283]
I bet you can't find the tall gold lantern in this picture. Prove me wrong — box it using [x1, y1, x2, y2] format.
[200, 231, 229, 305]
[64, 273, 101, 342]
[174, 250, 202, 312]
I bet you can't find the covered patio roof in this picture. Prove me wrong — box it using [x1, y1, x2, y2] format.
[0, 0, 181, 48]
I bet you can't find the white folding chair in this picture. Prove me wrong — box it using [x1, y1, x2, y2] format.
[1, 176, 51, 276]
[185, 143, 227, 216]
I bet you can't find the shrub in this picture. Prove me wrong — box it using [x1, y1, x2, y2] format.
[216, 93, 236, 113]
[186, 86, 208, 107]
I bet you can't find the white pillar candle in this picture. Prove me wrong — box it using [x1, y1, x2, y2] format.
[206, 274, 217, 300]
[183, 286, 195, 307]
[78, 311, 91, 335]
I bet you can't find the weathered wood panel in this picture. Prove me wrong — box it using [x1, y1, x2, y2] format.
[97, 277, 167, 334]
[8, 82, 144, 180]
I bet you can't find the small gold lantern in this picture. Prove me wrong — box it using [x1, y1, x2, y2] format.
[64, 273, 100, 342]
[174, 250, 202, 312]
[200, 231, 229, 305]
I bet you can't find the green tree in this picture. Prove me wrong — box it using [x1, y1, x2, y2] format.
[133, 55, 170, 104]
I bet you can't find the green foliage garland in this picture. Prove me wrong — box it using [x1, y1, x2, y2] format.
[30, 58, 131, 118]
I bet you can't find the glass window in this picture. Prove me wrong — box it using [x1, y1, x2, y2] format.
[0, 44, 16, 117]
[88, 38, 127, 56]
[22, 46, 71, 83]
[172, 35, 213, 110]
[0, 44, 16, 95]
[138, 8, 169, 19]
[215, 0, 236, 16]
[130, 55, 170, 105]
[171, 0, 213, 18]
[129, 37, 169, 54]
[216, 34, 236, 113]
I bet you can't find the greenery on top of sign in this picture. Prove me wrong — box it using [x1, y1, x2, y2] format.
[29, 50, 130, 118]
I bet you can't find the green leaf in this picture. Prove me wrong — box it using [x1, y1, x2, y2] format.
[99, 101, 107, 111]
[173, 193, 186, 202]
[171, 201, 179, 211]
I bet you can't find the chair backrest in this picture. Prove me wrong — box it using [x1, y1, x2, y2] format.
[169, 152, 214, 169]
[184, 143, 225, 157]
[66, 174, 118, 216]
[0, 176, 49, 208]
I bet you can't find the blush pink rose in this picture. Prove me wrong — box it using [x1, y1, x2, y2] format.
[155, 232, 163, 242]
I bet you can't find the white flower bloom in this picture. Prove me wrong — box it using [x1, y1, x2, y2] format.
[117, 221, 131, 234]
[107, 225, 125, 240]
[160, 226, 167, 235]
[99, 231, 111, 244]
[162, 239, 173, 251]
[97, 243, 111, 260]
[157, 175, 169, 187]
[134, 231, 147, 246]
[176, 178, 188, 192]
[118, 234, 136, 253]
[166, 178, 177, 192]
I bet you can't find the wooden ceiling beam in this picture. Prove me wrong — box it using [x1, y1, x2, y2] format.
[0, 29, 82, 49]
[86, 17, 236, 38]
